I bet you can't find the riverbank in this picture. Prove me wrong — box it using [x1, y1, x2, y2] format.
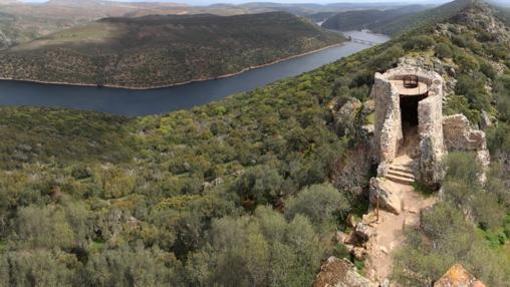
[0, 31, 390, 116]
[0, 42, 346, 91]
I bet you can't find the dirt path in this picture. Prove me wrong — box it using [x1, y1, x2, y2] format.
[364, 179, 436, 284]
[362, 126, 436, 284]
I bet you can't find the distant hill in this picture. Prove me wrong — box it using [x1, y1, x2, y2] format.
[322, 5, 430, 32]
[0, 0, 191, 48]
[323, 0, 477, 36]
[0, 12, 344, 88]
[369, 0, 478, 35]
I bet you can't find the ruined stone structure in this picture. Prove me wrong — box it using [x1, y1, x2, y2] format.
[443, 114, 491, 169]
[369, 64, 490, 212]
[358, 63, 492, 285]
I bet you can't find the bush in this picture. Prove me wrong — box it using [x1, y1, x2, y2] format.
[480, 61, 497, 80]
[285, 183, 350, 232]
[403, 35, 435, 51]
[186, 207, 325, 287]
[435, 43, 453, 59]
[455, 73, 491, 112]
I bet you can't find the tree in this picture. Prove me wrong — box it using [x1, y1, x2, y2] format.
[186, 207, 324, 287]
[435, 43, 453, 59]
[285, 183, 350, 232]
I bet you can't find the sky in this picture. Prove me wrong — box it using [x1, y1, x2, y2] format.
[21, 0, 452, 4]
[139, 0, 449, 4]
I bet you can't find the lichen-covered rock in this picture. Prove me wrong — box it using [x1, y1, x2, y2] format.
[355, 222, 376, 242]
[443, 114, 490, 182]
[369, 177, 401, 215]
[313, 257, 378, 287]
[333, 97, 362, 137]
[480, 110, 493, 130]
[434, 264, 486, 287]
[443, 114, 487, 151]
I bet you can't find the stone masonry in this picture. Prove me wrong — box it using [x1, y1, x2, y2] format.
[370, 63, 489, 204]
[372, 65, 445, 187]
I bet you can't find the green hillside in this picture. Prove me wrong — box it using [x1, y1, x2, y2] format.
[0, 0, 190, 49]
[0, 12, 343, 88]
[371, 0, 477, 35]
[323, 0, 477, 36]
[1, 0, 510, 286]
[321, 5, 430, 32]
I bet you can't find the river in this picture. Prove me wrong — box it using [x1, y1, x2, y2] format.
[0, 31, 389, 116]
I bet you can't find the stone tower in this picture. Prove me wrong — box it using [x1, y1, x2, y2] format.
[372, 66, 445, 187]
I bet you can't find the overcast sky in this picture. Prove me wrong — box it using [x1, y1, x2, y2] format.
[137, 0, 449, 4]
[22, 0, 452, 5]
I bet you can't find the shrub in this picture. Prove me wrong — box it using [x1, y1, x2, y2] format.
[285, 183, 350, 232]
[403, 35, 435, 51]
[435, 43, 453, 59]
[455, 73, 491, 112]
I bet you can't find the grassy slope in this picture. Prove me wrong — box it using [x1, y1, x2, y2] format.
[0, 0, 510, 285]
[0, 12, 344, 88]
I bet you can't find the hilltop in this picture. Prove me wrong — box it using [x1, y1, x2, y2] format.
[1, 0, 510, 286]
[0, 12, 343, 88]
[322, 5, 431, 32]
[0, 0, 419, 49]
[0, 0, 191, 48]
[323, 0, 477, 36]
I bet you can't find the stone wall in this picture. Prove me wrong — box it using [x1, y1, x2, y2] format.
[443, 114, 490, 170]
[372, 65, 445, 186]
[443, 114, 487, 151]
[372, 73, 402, 163]
[418, 77, 445, 186]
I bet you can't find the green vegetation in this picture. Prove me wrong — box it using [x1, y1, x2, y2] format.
[0, 29, 403, 283]
[393, 152, 510, 286]
[0, 12, 343, 88]
[324, 0, 477, 36]
[392, 2, 510, 285]
[322, 5, 429, 33]
[0, 0, 510, 285]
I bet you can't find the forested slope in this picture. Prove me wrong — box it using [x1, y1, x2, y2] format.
[323, 0, 476, 36]
[0, 12, 343, 89]
[1, 0, 510, 286]
[321, 5, 429, 32]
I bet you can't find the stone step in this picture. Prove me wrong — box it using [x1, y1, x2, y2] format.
[389, 165, 414, 174]
[385, 174, 415, 185]
[387, 170, 415, 180]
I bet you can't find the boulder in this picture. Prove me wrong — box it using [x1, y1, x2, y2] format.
[434, 264, 486, 287]
[354, 222, 376, 242]
[480, 110, 492, 130]
[333, 97, 362, 137]
[313, 257, 378, 287]
[369, 177, 401, 215]
[351, 247, 367, 261]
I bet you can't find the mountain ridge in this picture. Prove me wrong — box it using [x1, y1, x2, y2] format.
[0, 11, 344, 89]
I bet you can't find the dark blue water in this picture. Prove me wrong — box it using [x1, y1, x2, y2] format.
[0, 31, 389, 116]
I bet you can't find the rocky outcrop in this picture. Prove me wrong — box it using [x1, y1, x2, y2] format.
[443, 114, 490, 170]
[443, 114, 487, 152]
[369, 177, 401, 215]
[0, 30, 12, 50]
[332, 97, 362, 137]
[313, 257, 377, 287]
[434, 264, 486, 287]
